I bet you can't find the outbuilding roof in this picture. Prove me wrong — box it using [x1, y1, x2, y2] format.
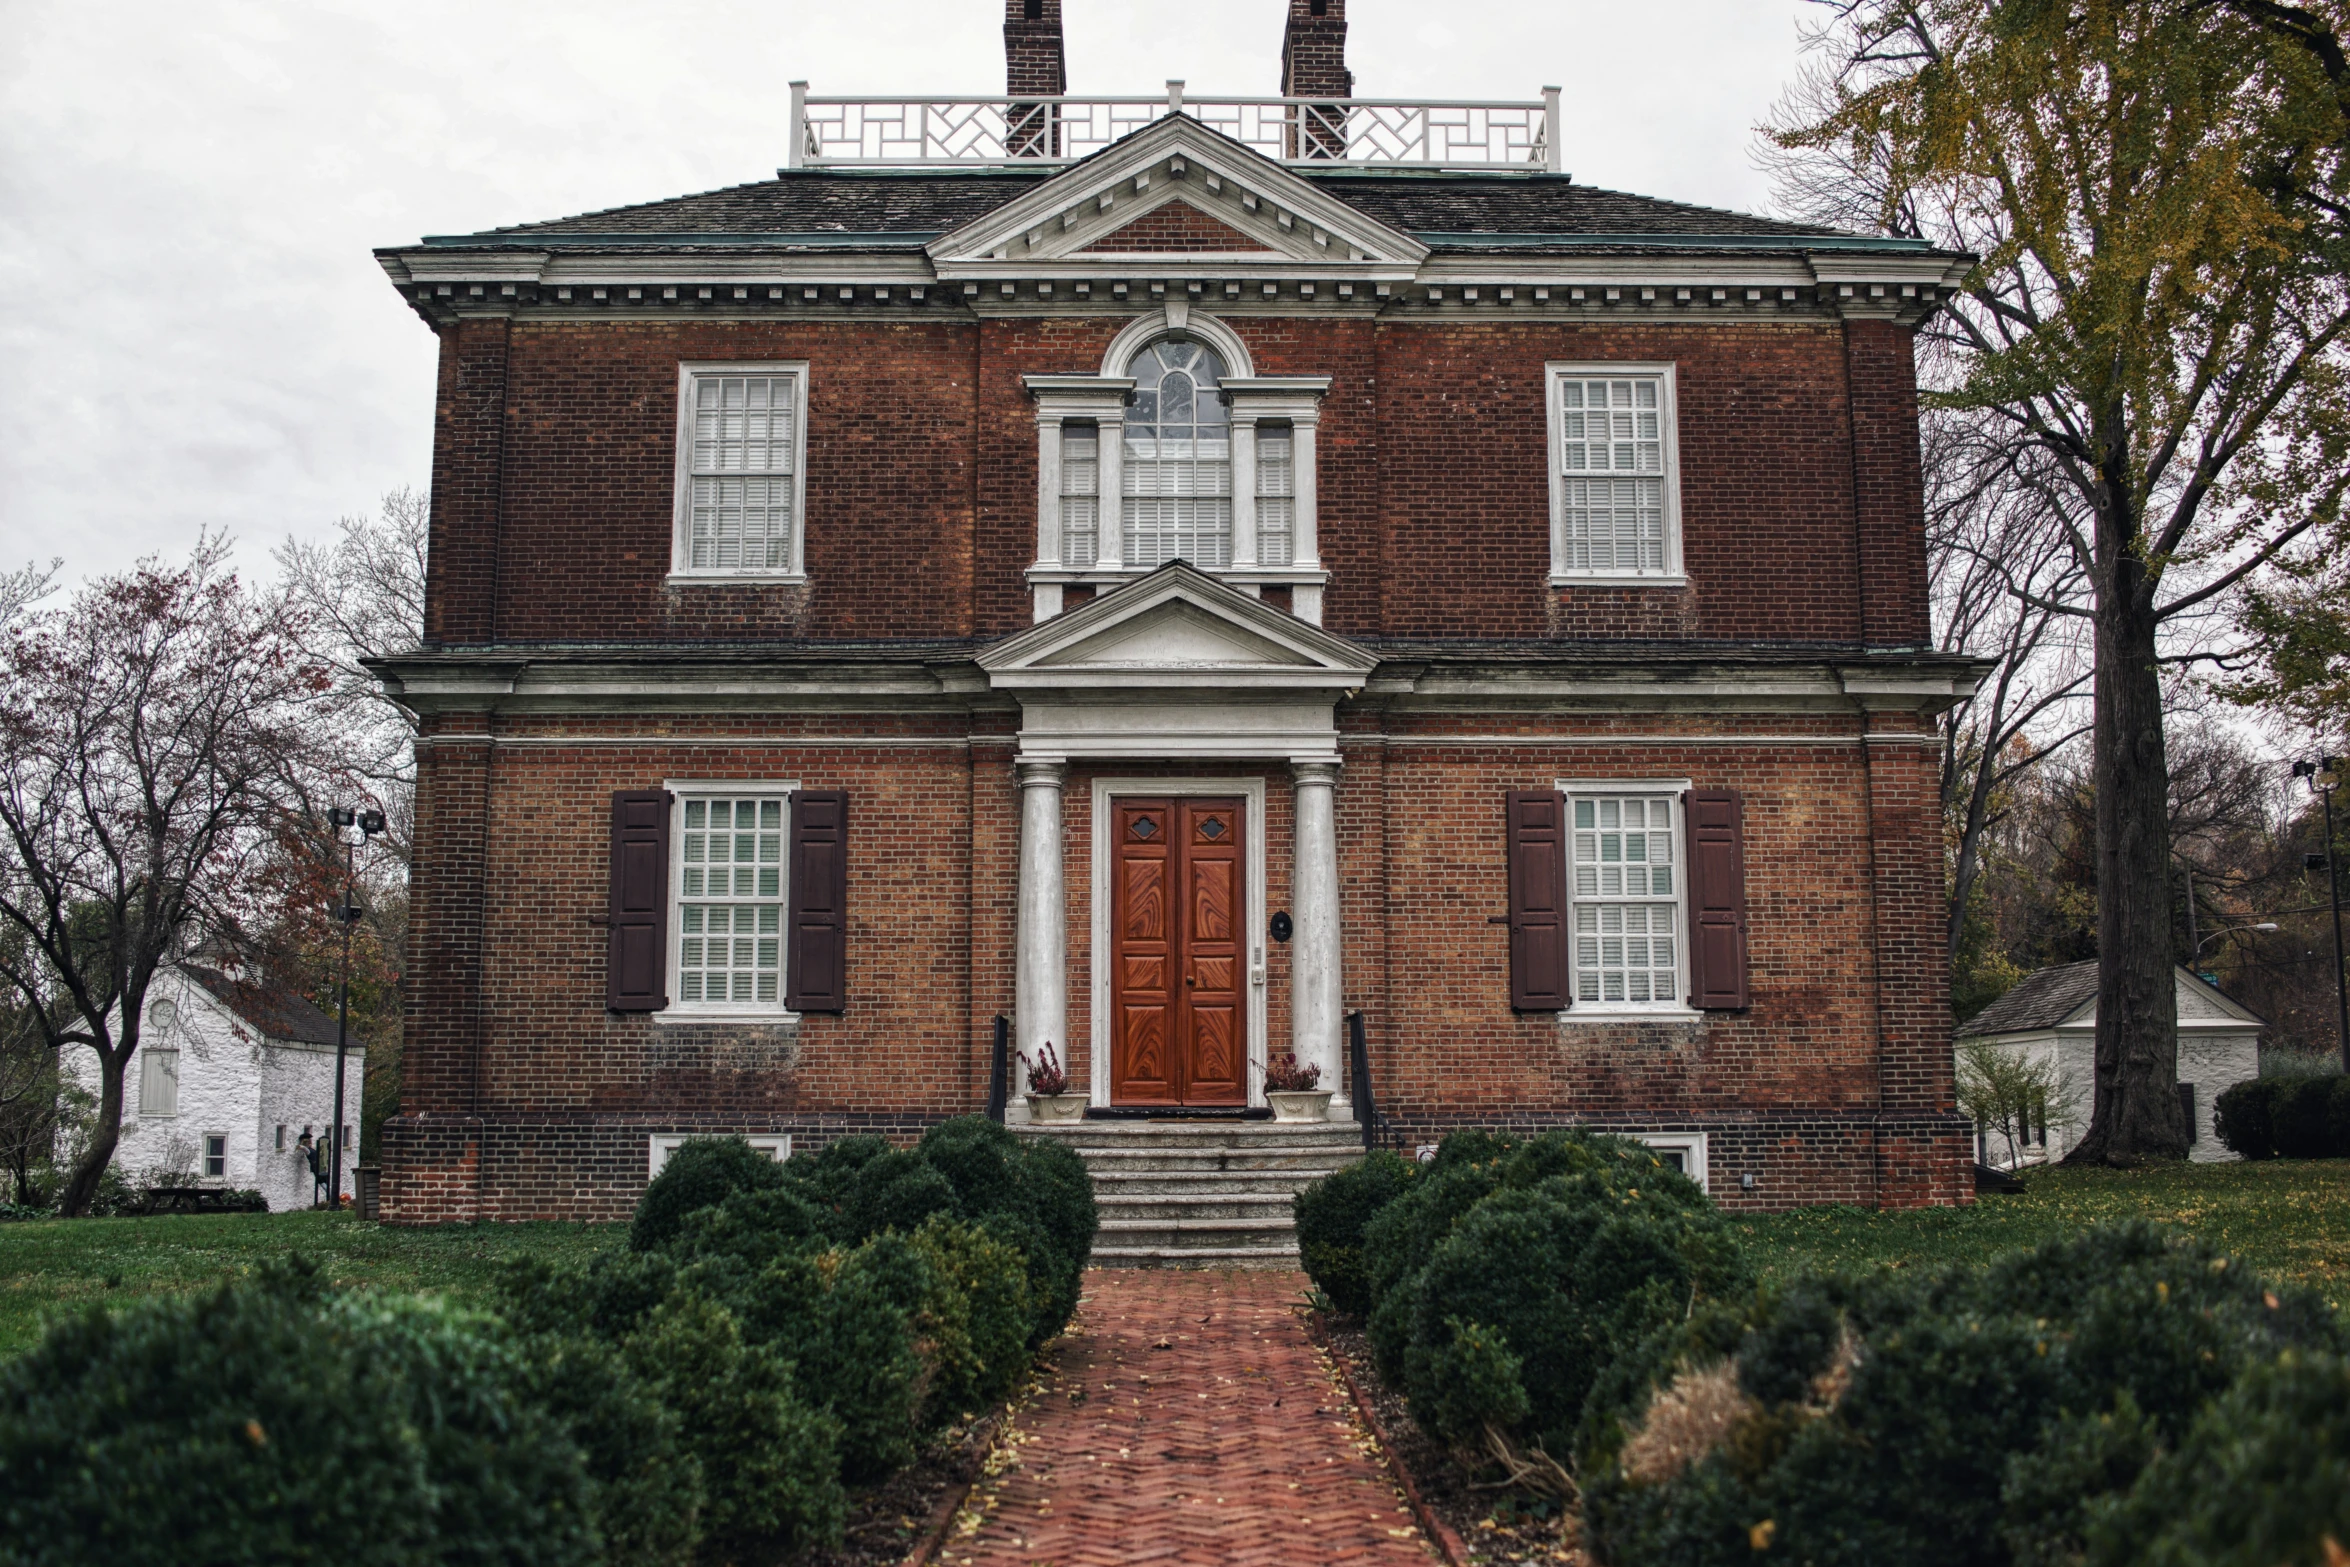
[181, 965, 345, 1048]
[1957, 959, 2268, 1038]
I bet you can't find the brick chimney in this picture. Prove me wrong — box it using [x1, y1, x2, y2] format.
[1280, 0, 1352, 101]
[1005, 0, 1065, 97]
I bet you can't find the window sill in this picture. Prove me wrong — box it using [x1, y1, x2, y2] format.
[1549, 574, 1689, 590]
[665, 572, 808, 588]
[650, 1007, 800, 1026]
[1560, 1005, 1705, 1023]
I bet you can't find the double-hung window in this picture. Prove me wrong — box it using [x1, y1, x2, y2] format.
[1547, 363, 1682, 584]
[1566, 787, 1688, 1009]
[672, 364, 809, 581]
[672, 790, 791, 1011]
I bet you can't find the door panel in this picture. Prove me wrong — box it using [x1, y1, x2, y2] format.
[1110, 796, 1247, 1105]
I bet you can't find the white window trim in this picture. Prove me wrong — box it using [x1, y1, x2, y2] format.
[1631, 1131, 1709, 1193]
[202, 1132, 228, 1184]
[669, 362, 811, 585]
[1545, 361, 1687, 588]
[1554, 777, 1703, 1021]
[1024, 306, 1331, 624]
[657, 779, 802, 1024]
[648, 1133, 792, 1179]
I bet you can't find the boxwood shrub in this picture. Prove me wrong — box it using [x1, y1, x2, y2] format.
[1355, 1129, 1752, 1467]
[1578, 1223, 2349, 1567]
[2214, 1073, 2350, 1160]
[1294, 1147, 1417, 1317]
[0, 1261, 603, 1567]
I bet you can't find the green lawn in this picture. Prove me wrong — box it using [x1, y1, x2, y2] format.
[1735, 1159, 2350, 1312]
[0, 1210, 625, 1358]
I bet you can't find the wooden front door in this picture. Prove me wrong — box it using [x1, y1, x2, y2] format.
[1109, 797, 1246, 1106]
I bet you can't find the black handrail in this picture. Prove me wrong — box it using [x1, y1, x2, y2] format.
[1347, 1009, 1381, 1152]
[986, 1014, 1010, 1122]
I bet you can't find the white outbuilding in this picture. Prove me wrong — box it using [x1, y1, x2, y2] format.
[1954, 959, 2263, 1168]
[66, 964, 364, 1210]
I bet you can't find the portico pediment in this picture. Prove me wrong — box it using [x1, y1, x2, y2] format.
[927, 115, 1427, 277]
[979, 562, 1375, 693]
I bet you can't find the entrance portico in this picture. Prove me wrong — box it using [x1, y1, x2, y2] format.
[978, 563, 1376, 1117]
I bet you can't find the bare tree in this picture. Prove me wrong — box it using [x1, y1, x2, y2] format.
[0, 537, 331, 1214]
[1769, 0, 2350, 1164]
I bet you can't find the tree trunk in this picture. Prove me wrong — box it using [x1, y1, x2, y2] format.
[58, 1049, 127, 1215]
[2068, 555, 2188, 1165]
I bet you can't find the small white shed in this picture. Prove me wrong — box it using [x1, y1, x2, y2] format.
[1955, 960, 2263, 1167]
[66, 964, 365, 1210]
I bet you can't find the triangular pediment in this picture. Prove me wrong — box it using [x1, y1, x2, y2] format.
[1080, 200, 1273, 254]
[928, 114, 1428, 274]
[979, 562, 1377, 691]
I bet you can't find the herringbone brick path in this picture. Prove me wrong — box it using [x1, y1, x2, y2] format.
[945, 1269, 1438, 1566]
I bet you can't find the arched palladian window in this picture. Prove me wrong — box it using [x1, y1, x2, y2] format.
[1121, 338, 1233, 569]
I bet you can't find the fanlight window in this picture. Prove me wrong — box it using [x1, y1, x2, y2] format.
[1122, 339, 1232, 569]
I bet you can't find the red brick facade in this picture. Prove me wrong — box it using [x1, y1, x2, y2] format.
[375, 109, 1976, 1222]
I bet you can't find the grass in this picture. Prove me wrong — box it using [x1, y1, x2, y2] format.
[1735, 1158, 2350, 1313]
[0, 1210, 626, 1358]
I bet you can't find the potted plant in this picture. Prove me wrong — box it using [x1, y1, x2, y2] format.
[1021, 1043, 1084, 1122]
[1264, 1052, 1331, 1122]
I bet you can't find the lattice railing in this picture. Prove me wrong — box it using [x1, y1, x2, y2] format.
[786, 82, 1561, 173]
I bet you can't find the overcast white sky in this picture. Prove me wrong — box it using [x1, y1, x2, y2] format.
[0, 0, 1815, 585]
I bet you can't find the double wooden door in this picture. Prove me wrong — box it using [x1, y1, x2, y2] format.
[1109, 797, 1246, 1106]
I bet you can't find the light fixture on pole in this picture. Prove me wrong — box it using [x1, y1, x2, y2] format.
[323, 806, 387, 1210]
[2292, 757, 2349, 1075]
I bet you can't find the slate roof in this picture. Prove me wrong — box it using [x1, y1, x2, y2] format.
[423, 166, 1912, 255]
[183, 964, 345, 1048]
[1956, 959, 2101, 1037]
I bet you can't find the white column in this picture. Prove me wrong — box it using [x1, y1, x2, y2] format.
[1096, 413, 1126, 572]
[1290, 760, 1345, 1119]
[1229, 413, 1260, 581]
[1016, 761, 1070, 1092]
[1032, 415, 1064, 623]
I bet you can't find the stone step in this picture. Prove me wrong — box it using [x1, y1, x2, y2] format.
[1065, 1147, 1359, 1174]
[1090, 1167, 1331, 1193]
[1022, 1122, 1364, 1149]
[1090, 1243, 1302, 1269]
[1097, 1192, 1298, 1222]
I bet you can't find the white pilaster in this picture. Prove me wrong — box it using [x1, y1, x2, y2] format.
[1289, 759, 1345, 1118]
[1290, 415, 1323, 624]
[1016, 761, 1070, 1087]
[1097, 411, 1125, 572]
[1230, 413, 1259, 573]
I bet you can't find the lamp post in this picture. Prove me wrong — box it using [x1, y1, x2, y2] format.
[2293, 757, 2349, 1075]
[2192, 920, 2278, 965]
[324, 806, 386, 1210]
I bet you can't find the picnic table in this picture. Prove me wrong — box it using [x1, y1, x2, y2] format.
[137, 1187, 264, 1215]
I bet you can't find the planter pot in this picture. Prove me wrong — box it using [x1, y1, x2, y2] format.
[1268, 1089, 1334, 1123]
[1026, 1092, 1087, 1123]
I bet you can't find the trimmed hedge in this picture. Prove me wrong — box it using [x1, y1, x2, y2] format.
[1294, 1148, 1416, 1317]
[2214, 1073, 2350, 1160]
[0, 1260, 605, 1567]
[1328, 1130, 1752, 1467]
[1577, 1223, 2350, 1567]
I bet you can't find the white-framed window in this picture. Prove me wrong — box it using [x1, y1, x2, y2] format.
[138, 1045, 179, 1117]
[668, 784, 799, 1017]
[1123, 338, 1234, 569]
[1559, 781, 1694, 1014]
[648, 1133, 792, 1180]
[1547, 362, 1683, 584]
[671, 363, 809, 581]
[203, 1134, 227, 1180]
[1060, 423, 1100, 567]
[1632, 1131, 1709, 1193]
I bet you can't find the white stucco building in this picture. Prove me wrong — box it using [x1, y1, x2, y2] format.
[1955, 960, 2263, 1168]
[66, 964, 365, 1210]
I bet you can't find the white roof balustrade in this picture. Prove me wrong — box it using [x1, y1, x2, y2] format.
[785, 81, 1563, 174]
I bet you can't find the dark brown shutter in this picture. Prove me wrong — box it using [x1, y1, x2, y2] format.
[1506, 789, 1570, 1011]
[1684, 788, 1750, 1010]
[607, 790, 671, 1012]
[786, 789, 848, 1013]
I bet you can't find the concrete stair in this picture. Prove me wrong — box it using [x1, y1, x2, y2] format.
[1019, 1119, 1363, 1268]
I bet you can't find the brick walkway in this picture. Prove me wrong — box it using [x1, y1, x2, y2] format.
[944, 1269, 1438, 1566]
